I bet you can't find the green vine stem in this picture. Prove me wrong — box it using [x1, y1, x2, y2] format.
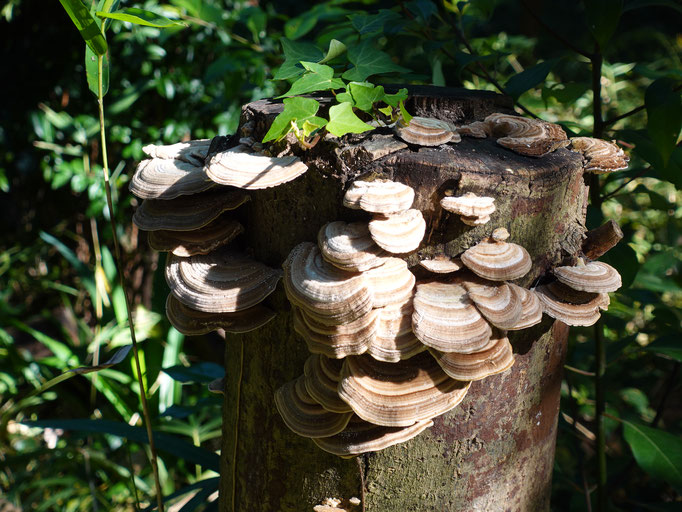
[96, 53, 165, 512]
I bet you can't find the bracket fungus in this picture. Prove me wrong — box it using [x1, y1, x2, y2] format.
[343, 179, 415, 214]
[419, 255, 463, 274]
[367, 209, 426, 254]
[460, 228, 532, 281]
[304, 354, 353, 413]
[274, 376, 353, 438]
[206, 144, 308, 189]
[147, 215, 244, 257]
[130, 158, 214, 200]
[440, 192, 496, 226]
[430, 331, 514, 381]
[363, 257, 416, 308]
[165, 294, 276, 335]
[460, 275, 523, 330]
[283, 242, 373, 325]
[535, 281, 610, 326]
[569, 137, 629, 173]
[553, 259, 622, 293]
[485, 113, 569, 157]
[393, 116, 459, 146]
[370, 295, 425, 363]
[318, 221, 387, 272]
[337, 353, 470, 427]
[412, 280, 492, 353]
[165, 250, 281, 313]
[132, 189, 250, 232]
[142, 139, 210, 164]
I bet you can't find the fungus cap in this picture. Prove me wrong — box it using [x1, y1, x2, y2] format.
[337, 353, 470, 427]
[363, 257, 416, 308]
[456, 120, 491, 138]
[419, 255, 463, 274]
[535, 281, 609, 326]
[368, 209, 426, 254]
[130, 158, 214, 200]
[394, 116, 458, 146]
[431, 332, 514, 381]
[369, 294, 425, 363]
[460, 233, 532, 281]
[274, 376, 353, 438]
[412, 281, 492, 353]
[142, 139, 210, 164]
[485, 113, 569, 157]
[165, 250, 281, 313]
[283, 243, 373, 325]
[440, 193, 496, 218]
[304, 354, 352, 413]
[460, 275, 523, 329]
[553, 260, 621, 293]
[506, 283, 543, 330]
[569, 137, 629, 173]
[343, 180, 415, 214]
[165, 294, 276, 335]
[133, 189, 250, 232]
[148, 216, 243, 257]
[318, 221, 387, 272]
[206, 144, 308, 189]
[313, 416, 434, 458]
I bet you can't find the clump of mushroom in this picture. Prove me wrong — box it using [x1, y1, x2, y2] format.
[441, 192, 496, 226]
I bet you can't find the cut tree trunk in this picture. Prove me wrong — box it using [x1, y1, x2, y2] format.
[217, 87, 588, 511]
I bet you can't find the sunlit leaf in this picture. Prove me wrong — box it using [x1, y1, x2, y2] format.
[96, 8, 187, 28]
[325, 102, 374, 137]
[262, 97, 320, 142]
[85, 46, 109, 98]
[319, 39, 347, 64]
[58, 0, 108, 55]
[278, 62, 344, 97]
[163, 362, 224, 383]
[347, 82, 385, 112]
[274, 39, 324, 80]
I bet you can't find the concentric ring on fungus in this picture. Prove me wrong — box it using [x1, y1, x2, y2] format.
[337, 353, 470, 427]
[165, 250, 281, 313]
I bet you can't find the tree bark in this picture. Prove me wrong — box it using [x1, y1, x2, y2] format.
[217, 87, 588, 511]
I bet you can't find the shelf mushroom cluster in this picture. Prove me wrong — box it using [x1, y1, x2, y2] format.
[130, 139, 310, 336]
[274, 180, 550, 456]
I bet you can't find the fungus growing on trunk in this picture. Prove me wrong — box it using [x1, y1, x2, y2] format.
[569, 137, 629, 173]
[147, 215, 244, 256]
[394, 116, 460, 146]
[460, 228, 532, 281]
[367, 209, 426, 253]
[440, 192, 496, 226]
[318, 221, 387, 272]
[343, 179, 415, 214]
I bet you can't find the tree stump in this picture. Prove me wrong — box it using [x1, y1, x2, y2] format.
[217, 87, 588, 511]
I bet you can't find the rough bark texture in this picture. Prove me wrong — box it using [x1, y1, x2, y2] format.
[217, 88, 588, 511]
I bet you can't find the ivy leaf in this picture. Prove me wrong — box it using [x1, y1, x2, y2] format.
[383, 88, 409, 108]
[319, 39, 347, 64]
[278, 62, 345, 97]
[274, 39, 324, 80]
[326, 102, 374, 137]
[96, 7, 186, 28]
[504, 59, 560, 100]
[343, 40, 410, 82]
[406, 0, 438, 20]
[348, 82, 386, 112]
[262, 97, 320, 143]
[301, 117, 328, 137]
[399, 100, 412, 124]
[336, 91, 354, 104]
[646, 78, 682, 166]
[623, 419, 682, 492]
[348, 10, 403, 34]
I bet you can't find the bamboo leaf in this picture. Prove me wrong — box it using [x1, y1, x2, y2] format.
[58, 0, 108, 55]
[86, 46, 109, 97]
[96, 7, 187, 28]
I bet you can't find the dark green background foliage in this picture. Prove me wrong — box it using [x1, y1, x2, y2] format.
[0, 1, 680, 510]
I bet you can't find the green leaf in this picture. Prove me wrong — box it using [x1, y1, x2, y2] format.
[633, 250, 682, 293]
[39, 231, 96, 301]
[504, 59, 560, 100]
[58, 0, 108, 56]
[325, 102, 374, 137]
[163, 362, 224, 383]
[274, 39, 324, 80]
[584, 0, 623, 48]
[24, 419, 220, 471]
[85, 46, 109, 97]
[343, 40, 410, 82]
[643, 336, 682, 362]
[262, 97, 320, 143]
[624, 0, 682, 14]
[406, 0, 438, 20]
[96, 7, 186, 28]
[645, 78, 682, 166]
[599, 242, 639, 289]
[383, 88, 409, 107]
[399, 100, 412, 124]
[278, 62, 344, 97]
[301, 117, 328, 137]
[319, 39, 347, 64]
[623, 419, 682, 492]
[348, 10, 403, 34]
[347, 82, 385, 112]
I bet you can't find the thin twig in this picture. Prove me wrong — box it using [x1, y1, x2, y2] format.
[594, 318, 607, 512]
[604, 83, 682, 127]
[564, 364, 596, 377]
[601, 167, 649, 201]
[97, 54, 164, 512]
